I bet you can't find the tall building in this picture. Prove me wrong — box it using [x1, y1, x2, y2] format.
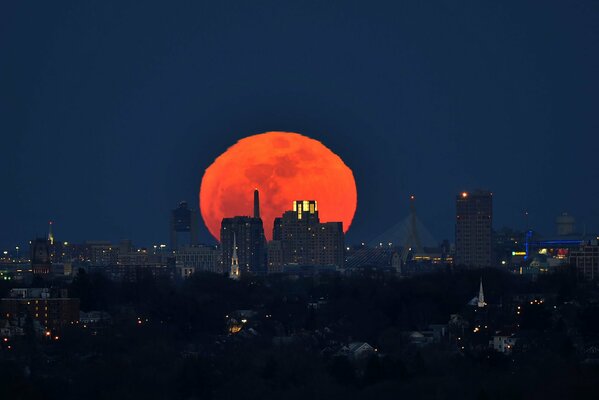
[31, 238, 52, 275]
[220, 190, 267, 276]
[276, 200, 344, 269]
[170, 201, 199, 250]
[267, 240, 284, 273]
[455, 190, 493, 268]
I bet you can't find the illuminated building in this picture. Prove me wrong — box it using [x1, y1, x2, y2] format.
[276, 200, 344, 269]
[220, 190, 267, 275]
[31, 238, 52, 275]
[455, 190, 492, 268]
[170, 201, 199, 250]
[0, 288, 79, 335]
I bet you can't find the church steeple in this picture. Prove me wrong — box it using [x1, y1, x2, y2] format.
[48, 221, 54, 245]
[477, 278, 486, 308]
[229, 233, 240, 280]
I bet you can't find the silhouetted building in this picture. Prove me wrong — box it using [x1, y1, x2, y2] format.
[221, 217, 267, 276]
[170, 201, 199, 250]
[175, 244, 221, 274]
[267, 240, 283, 273]
[276, 200, 344, 269]
[87, 241, 118, 266]
[273, 217, 283, 241]
[220, 190, 267, 275]
[108, 250, 177, 282]
[571, 240, 599, 280]
[455, 190, 493, 268]
[31, 238, 52, 275]
[556, 213, 576, 236]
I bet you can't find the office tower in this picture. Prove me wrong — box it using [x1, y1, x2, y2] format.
[267, 240, 283, 273]
[455, 190, 493, 268]
[31, 238, 52, 275]
[170, 201, 199, 250]
[276, 200, 344, 268]
[220, 190, 267, 276]
[273, 217, 283, 241]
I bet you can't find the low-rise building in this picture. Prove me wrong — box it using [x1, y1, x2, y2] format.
[0, 288, 79, 335]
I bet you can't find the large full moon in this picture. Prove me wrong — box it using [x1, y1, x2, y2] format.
[199, 131, 357, 241]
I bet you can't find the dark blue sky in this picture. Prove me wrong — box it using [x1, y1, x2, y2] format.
[2, 1, 598, 248]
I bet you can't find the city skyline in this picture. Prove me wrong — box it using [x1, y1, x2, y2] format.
[3, 1, 599, 248]
[0, 188, 594, 252]
[2, 2, 599, 397]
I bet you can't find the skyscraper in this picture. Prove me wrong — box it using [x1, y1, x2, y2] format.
[170, 201, 199, 250]
[276, 200, 344, 269]
[220, 190, 267, 276]
[455, 190, 493, 268]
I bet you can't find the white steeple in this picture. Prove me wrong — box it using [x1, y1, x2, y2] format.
[477, 278, 486, 308]
[229, 233, 240, 280]
[48, 221, 54, 245]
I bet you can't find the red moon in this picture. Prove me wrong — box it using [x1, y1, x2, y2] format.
[199, 131, 357, 241]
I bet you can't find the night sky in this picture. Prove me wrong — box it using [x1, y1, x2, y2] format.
[2, 1, 598, 249]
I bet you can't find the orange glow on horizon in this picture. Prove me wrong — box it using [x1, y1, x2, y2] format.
[199, 131, 357, 241]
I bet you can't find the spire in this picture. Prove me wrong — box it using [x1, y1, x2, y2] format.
[232, 233, 238, 260]
[477, 278, 486, 308]
[253, 189, 260, 219]
[48, 221, 54, 245]
[229, 233, 240, 280]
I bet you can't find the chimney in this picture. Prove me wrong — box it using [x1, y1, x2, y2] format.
[254, 189, 260, 219]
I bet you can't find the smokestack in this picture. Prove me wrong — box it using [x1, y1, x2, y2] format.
[254, 189, 260, 218]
